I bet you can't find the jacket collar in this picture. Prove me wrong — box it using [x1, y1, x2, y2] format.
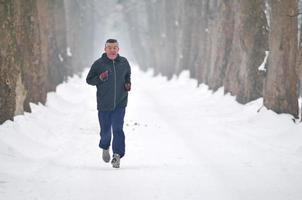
[101, 53, 120, 63]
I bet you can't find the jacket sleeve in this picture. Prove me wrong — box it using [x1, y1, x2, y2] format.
[86, 61, 102, 86]
[125, 60, 131, 84]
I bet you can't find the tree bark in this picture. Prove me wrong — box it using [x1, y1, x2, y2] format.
[224, 0, 268, 103]
[202, 1, 234, 91]
[0, 0, 20, 123]
[264, 0, 299, 118]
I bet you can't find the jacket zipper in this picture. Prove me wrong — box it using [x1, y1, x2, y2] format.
[113, 60, 117, 109]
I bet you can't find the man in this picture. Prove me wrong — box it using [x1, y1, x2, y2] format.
[86, 39, 131, 168]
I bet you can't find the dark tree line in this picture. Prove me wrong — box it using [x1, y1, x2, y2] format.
[0, 0, 98, 124]
[123, 0, 302, 119]
[1, 0, 302, 124]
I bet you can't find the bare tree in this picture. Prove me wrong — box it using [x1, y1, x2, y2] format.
[264, 0, 299, 118]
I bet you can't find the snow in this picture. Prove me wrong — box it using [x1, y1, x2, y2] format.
[1, 64, 302, 200]
[58, 54, 64, 62]
[66, 47, 72, 57]
[258, 50, 269, 71]
[264, 1, 271, 28]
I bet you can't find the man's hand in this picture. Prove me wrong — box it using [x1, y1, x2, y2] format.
[99, 71, 109, 81]
[124, 83, 131, 91]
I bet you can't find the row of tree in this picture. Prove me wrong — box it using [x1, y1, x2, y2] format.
[0, 0, 100, 124]
[123, 0, 302, 120]
[1, 0, 302, 124]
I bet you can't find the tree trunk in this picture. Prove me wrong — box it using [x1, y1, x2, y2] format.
[64, 0, 95, 75]
[264, 0, 299, 118]
[0, 0, 20, 123]
[207, 1, 234, 91]
[224, 0, 268, 103]
[19, 0, 47, 112]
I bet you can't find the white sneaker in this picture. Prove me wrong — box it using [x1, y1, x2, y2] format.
[102, 149, 110, 163]
[111, 153, 120, 168]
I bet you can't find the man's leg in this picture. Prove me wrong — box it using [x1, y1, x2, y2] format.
[111, 107, 126, 158]
[98, 111, 112, 150]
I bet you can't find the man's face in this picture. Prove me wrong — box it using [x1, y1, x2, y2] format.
[105, 42, 119, 60]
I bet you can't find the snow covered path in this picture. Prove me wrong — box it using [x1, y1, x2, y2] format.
[1, 65, 302, 200]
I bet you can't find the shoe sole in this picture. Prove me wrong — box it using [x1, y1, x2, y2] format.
[111, 155, 120, 168]
[111, 159, 120, 168]
[112, 164, 120, 168]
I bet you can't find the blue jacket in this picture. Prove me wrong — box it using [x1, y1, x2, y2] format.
[86, 53, 131, 111]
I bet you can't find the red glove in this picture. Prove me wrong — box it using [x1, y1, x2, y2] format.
[124, 83, 131, 91]
[99, 71, 108, 81]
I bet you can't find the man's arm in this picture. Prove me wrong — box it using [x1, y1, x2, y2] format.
[125, 60, 131, 84]
[86, 62, 102, 86]
[124, 60, 131, 91]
